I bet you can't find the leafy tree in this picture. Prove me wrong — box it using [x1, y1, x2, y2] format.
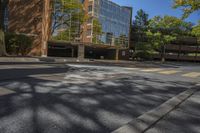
[146, 31, 176, 62]
[173, 0, 200, 19]
[192, 21, 200, 37]
[192, 21, 200, 43]
[92, 18, 102, 44]
[51, 0, 87, 41]
[146, 16, 192, 62]
[149, 16, 193, 36]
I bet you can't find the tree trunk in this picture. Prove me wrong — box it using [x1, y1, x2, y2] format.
[161, 44, 166, 63]
[0, 29, 7, 56]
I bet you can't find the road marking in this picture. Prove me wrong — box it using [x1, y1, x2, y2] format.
[182, 72, 200, 78]
[0, 87, 15, 96]
[124, 68, 140, 70]
[158, 70, 181, 75]
[140, 68, 163, 72]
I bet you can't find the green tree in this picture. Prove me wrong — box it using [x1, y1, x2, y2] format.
[52, 0, 86, 41]
[131, 9, 150, 59]
[149, 16, 193, 36]
[146, 31, 176, 62]
[146, 16, 192, 62]
[192, 21, 200, 43]
[133, 9, 149, 31]
[173, 0, 200, 19]
[192, 21, 200, 37]
[92, 18, 102, 44]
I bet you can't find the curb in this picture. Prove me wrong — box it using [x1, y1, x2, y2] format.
[0, 57, 86, 63]
[112, 85, 200, 133]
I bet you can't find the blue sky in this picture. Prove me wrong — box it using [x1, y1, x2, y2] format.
[111, 0, 199, 24]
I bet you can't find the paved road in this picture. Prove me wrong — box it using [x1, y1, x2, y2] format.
[0, 62, 199, 133]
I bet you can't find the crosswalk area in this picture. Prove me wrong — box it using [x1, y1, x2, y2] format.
[125, 68, 200, 79]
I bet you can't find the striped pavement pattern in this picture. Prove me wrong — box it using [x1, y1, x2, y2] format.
[182, 72, 200, 78]
[126, 68, 200, 79]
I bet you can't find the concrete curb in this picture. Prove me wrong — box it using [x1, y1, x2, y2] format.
[0, 57, 91, 63]
[112, 85, 200, 133]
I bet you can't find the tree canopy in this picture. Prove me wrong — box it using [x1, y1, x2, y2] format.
[145, 15, 194, 62]
[132, 9, 149, 33]
[192, 21, 200, 38]
[173, 0, 200, 18]
[148, 15, 193, 36]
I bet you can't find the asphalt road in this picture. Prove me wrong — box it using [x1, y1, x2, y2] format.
[0, 62, 199, 133]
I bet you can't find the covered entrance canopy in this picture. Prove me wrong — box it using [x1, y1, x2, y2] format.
[48, 41, 130, 60]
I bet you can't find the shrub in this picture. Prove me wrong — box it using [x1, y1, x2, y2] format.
[134, 51, 153, 60]
[5, 33, 32, 56]
[134, 42, 154, 60]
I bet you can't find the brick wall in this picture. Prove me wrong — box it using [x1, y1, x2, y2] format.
[81, 0, 93, 43]
[8, 0, 51, 56]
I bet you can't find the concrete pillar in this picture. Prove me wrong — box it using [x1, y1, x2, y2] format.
[78, 44, 85, 60]
[115, 49, 119, 61]
[71, 47, 74, 57]
[0, 30, 7, 56]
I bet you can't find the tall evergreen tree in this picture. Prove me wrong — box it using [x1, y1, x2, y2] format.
[133, 9, 149, 33]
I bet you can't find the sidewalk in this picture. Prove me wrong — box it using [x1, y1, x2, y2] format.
[0, 56, 177, 68]
[145, 85, 200, 133]
[112, 85, 200, 133]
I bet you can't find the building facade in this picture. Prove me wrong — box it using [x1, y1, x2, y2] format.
[2, 0, 132, 58]
[2, 0, 51, 56]
[82, 0, 132, 48]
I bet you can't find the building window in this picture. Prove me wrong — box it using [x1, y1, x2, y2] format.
[87, 17, 93, 24]
[88, 5, 93, 12]
[86, 29, 92, 36]
[4, 5, 9, 31]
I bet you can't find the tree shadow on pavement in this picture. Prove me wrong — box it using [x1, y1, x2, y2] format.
[0, 65, 196, 133]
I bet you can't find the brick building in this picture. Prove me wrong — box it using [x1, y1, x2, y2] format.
[3, 0, 51, 56]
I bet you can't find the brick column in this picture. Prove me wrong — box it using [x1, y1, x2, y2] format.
[41, 0, 51, 57]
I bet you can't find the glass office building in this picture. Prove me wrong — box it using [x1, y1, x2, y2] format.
[51, 0, 132, 47]
[0, 0, 9, 32]
[88, 0, 132, 47]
